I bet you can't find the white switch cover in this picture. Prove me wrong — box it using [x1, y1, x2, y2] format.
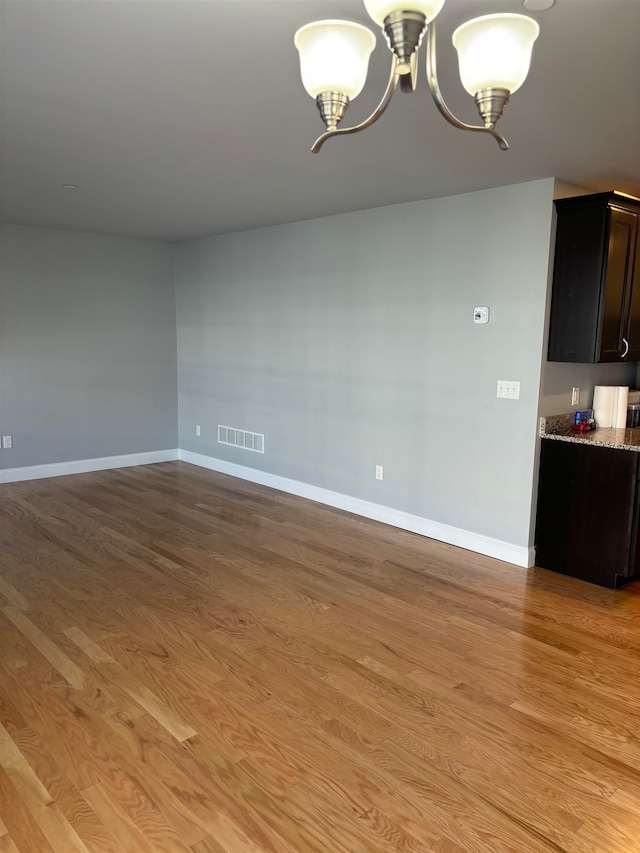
[497, 380, 520, 400]
[375, 465, 383, 480]
[2, 436, 12, 449]
[473, 306, 490, 324]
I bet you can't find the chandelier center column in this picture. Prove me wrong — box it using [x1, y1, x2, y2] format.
[382, 11, 427, 73]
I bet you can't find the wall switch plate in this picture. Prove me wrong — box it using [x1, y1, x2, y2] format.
[571, 386, 580, 406]
[375, 465, 383, 480]
[497, 380, 520, 400]
[473, 306, 490, 324]
[2, 436, 13, 449]
[195, 424, 201, 437]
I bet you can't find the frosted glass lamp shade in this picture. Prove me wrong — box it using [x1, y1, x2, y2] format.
[363, 0, 445, 27]
[452, 14, 540, 96]
[294, 20, 376, 100]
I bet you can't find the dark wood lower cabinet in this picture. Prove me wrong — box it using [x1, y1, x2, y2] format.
[535, 439, 640, 588]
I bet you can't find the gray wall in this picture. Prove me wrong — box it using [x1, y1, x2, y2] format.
[176, 179, 555, 549]
[0, 224, 177, 468]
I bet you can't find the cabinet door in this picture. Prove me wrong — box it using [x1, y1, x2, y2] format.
[598, 207, 637, 361]
[625, 231, 640, 361]
[535, 441, 637, 587]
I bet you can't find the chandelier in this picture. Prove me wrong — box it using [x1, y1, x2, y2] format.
[294, 1, 540, 153]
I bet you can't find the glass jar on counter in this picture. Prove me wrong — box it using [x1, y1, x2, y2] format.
[626, 403, 640, 428]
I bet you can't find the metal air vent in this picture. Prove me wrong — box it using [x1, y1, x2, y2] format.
[218, 424, 264, 454]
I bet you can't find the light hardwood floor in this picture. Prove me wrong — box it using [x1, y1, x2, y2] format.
[0, 461, 638, 853]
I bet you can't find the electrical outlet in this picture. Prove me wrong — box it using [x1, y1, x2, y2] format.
[571, 386, 580, 406]
[375, 465, 383, 480]
[497, 380, 520, 400]
[2, 436, 13, 449]
[195, 425, 201, 437]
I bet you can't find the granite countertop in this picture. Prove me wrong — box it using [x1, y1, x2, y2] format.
[540, 414, 640, 452]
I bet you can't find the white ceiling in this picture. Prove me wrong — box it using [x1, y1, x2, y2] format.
[1, 0, 639, 242]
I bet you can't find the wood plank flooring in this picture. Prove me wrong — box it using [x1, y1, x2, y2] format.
[0, 460, 638, 853]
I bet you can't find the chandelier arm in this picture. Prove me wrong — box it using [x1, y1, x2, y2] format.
[311, 56, 401, 154]
[425, 21, 509, 152]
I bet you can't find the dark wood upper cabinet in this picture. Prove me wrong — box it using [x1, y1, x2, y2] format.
[547, 191, 640, 363]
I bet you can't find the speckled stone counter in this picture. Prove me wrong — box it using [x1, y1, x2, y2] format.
[540, 413, 640, 451]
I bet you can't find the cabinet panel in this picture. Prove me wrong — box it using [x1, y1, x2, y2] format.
[547, 206, 607, 362]
[535, 440, 638, 587]
[535, 440, 574, 571]
[629, 480, 640, 578]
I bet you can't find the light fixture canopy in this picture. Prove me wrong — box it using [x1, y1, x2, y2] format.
[522, 0, 555, 10]
[294, 1, 540, 153]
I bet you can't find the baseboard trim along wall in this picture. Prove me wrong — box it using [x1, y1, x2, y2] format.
[0, 449, 179, 484]
[179, 450, 535, 569]
[1, 447, 534, 568]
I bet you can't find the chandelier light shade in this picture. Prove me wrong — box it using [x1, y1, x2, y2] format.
[362, 0, 445, 27]
[452, 14, 540, 96]
[294, 20, 376, 99]
[294, 1, 541, 153]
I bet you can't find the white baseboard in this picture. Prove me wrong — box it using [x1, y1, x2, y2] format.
[0, 449, 179, 484]
[1, 447, 533, 568]
[179, 450, 534, 568]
